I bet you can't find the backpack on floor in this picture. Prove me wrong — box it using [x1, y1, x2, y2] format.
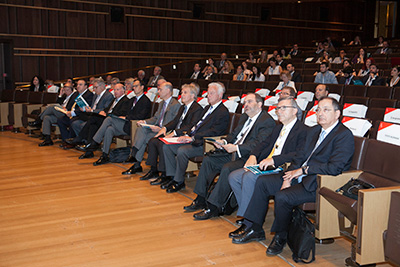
[109, 147, 131, 163]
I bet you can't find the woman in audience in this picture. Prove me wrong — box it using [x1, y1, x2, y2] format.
[202, 58, 218, 74]
[249, 66, 265, 82]
[257, 50, 268, 63]
[29, 75, 45, 92]
[280, 48, 290, 59]
[376, 36, 384, 47]
[246, 52, 256, 63]
[352, 48, 367, 64]
[242, 61, 253, 80]
[316, 50, 332, 63]
[358, 58, 374, 77]
[264, 58, 282, 76]
[274, 70, 296, 92]
[336, 59, 356, 77]
[233, 65, 247, 81]
[386, 66, 400, 88]
[349, 35, 362, 46]
[219, 61, 233, 74]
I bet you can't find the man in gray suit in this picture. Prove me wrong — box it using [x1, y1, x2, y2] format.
[122, 81, 181, 174]
[147, 66, 165, 87]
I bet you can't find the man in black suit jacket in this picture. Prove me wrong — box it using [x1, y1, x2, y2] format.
[140, 84, 203, 182]
[57, 79, 94, 146]
[362, 64, 385, 86]
[198, 66, 216, 80]
[184, 93, 275, 220]
[188, 63, 201, 79]
[147, 66, 165, 87]
[162, 82, 230, 193]
[339, 66, 357, 85]
[228, 97, 308, 224]
[229, 97, 354, 257]
[76, 83, 131, 159]
[286, 63, 302, 83]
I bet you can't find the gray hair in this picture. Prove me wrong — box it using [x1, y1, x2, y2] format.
[93, 78, 105, 88]
[182, 84, 198, 101]
[190, 82, 200, 96]
[162, 82, 173, 93]
[125, 78, 135, 86]
[208, 82, 225, 96]
[111, 77, 120, 83]
[278, 96, 299, 111]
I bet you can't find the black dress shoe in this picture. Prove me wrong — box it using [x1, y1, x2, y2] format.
[229, 224, 247, 239]
[236, 218, 244, 225]
[193, 209, 220, 220]
[166, 181, 185, 193]
[76, 142, 99, 152]
[93, 154, 110, 166]
[150, 175, 170, 185]
[140, 170, 159, 180]
[38, 139, 53, 147]
[79, 152, 94, 159]
[66, 137, 83, 146]
[121, 165, 143, 175]
[123, 156, 137, 164]
[60, 142, 75, 150]
[183, 200, 207, 212]
[160, 179, 174, 189]
[266, 234, 287, 256]
[232, 227, 265, 244]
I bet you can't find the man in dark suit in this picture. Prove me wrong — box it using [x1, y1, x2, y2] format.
[137, 70, 149, 86]
[286, 63, 301, 83]
[185, 93, 275, 220]
[139, 84, 203, 182]
[57, 79, 94, 147]
[362, 64, 385, 86]
[305, 84, 329, 112]
[88, 80, 152, 166]
[339, 66, 357, 85]
[122, 82, 181, 174]
[198, 66, 216, 80]
[147, 66, 165, 87]
[288, 44, 302, 58]
[188, 63, 201, 79]
[37, 83, 79, 146]
[162, 82, 230, 193]
[229, 97, 354, 258]
[229, 97, 308, 225]
[76, 82, 131, 159]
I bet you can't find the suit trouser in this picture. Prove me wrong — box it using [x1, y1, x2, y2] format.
[93, 117, 127, 154]
[193, 154, 245, 209]
[57, 115, 75, 141]
[132, 126, 156, 161]
[243, 173, 315, 233]
[41, 106, 65, 135]
[71, 119, 86, 136]
[146, 137, 166, 172]
[229, 168, 262, 217]
[163, 143, 203, 183]
[79, 116, 105, 143]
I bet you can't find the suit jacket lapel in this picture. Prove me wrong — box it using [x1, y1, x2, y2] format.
[312, 123, 340, 156]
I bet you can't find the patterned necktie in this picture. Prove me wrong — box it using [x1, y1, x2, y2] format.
[156, 101, 168, 127]
[234, 119, 252, 145]
[190, 105, 213, 135]
[176, 105, 188, 129]
[132, 97, 138, 108]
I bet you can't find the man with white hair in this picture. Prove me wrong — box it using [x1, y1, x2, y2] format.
[137, 70, 148, 85]
[162, 82, 230, 193]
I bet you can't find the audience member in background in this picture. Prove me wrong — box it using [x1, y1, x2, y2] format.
[352, 48, 367, 64]
[29, 75, 45, 92]
[325, 37, 336, 53]
[289, 44, 302, 58]
[162, 82, 229, 193]
[57, 79, 94, 148]
[315, 42, 324, 55]
[122, 82, 180, 174]
[271, 50, 279, 59]
[274, 71, 296, 92]
[246, 52, 257, 63]
[137, 70, 148, 86]
[264, 58, 282, 76]
[109, 77, 120, 94]
[147, 66, 164, 87]
[339, 67, 357, 85]
[276, 53, 287, 69]
[233, 65, 247, 81]
[375, 41, 393, 55]
[45, 80, 59, 93]
[358, 58, 374, 77]
[257, 50, 268, 64]
[200, 66, 216, 80]
[349, 35, 362, 46]
[187, 93, 275, 220]
[219, 61, 233, 74]
[242, 61, 253, 80]
[335, 59, 356, 77]
[202, 58, 218, 74]
[332, 49, 349, 64]
[105, 75, 112, 89]
[142, 84, 203, 183]
[280, 48, 290, 60]
[316, 50, 332, 64]
[88, 76, 95, 92]
[386, 66, 400, 88]
[35, 84, 78, 146]
[305, 84, 329, 112]
[362, 64, 385, 86]
[189, 63, 201, 79]
[376, 36, 384, 47]
[314, 62, 338, 84]
[286, 63, 302, 83]
[217, 53, 228, 70]
[249, 66, 265, 82]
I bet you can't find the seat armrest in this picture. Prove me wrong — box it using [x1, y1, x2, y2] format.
[130, 120, 139, 145]
[203, 135, 227, 154]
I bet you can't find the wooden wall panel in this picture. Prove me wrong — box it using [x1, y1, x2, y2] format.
[21, 57, 39, 82]
[59, 57, 73, 79]
[45, 57, 59, 81]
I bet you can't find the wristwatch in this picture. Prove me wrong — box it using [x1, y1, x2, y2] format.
[302, 165, 309, 175]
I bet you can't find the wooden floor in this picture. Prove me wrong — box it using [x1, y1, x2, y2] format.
[0, 132, 392, 266]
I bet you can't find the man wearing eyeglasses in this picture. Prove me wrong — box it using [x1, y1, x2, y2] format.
[228, 96, 308, 226]
[229, 97, 354, 258]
